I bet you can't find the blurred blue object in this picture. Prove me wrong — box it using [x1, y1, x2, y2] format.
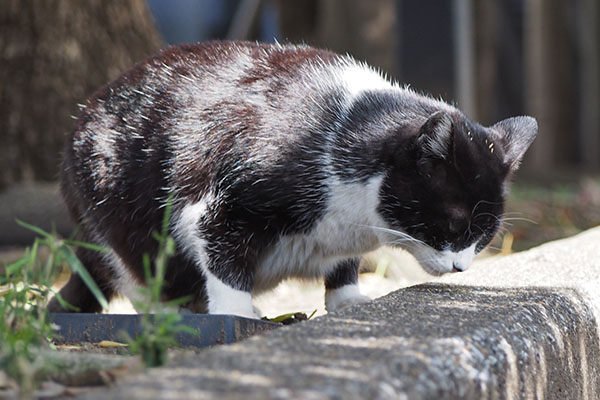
[147, 0, 279, 44]
[259, 0, 279, 42]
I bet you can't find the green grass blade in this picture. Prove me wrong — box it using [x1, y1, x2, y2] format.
[162, 295, 192, 308]
[16, 219, 52, 239]
[160, 194, 174, 241]
[62, 240, 110, 253]
[30, 239, 39, 270]
[50, 291, 80, 312]
[5, 258, 28, 276]
[143, 254, 152, 284]
[59, 245, 109, 310]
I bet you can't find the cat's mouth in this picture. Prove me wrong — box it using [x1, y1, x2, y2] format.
[406, 242, 477, 276]
[418, 260, 453, 276]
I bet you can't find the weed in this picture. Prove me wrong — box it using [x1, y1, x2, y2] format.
[125, 196, 194, 368]
[0, 222, 108, 398]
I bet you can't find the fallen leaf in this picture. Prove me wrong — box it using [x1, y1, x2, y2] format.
[96, 340, 128, 348]
[55, 344, 82, 350]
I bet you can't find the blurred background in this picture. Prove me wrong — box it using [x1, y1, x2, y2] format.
[0, 0, 599, 314]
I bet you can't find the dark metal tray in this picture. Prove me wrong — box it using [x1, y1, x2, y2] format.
[49, 313, 280, 348]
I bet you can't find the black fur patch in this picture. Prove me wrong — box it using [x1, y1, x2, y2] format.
[325, 258, 360, 290]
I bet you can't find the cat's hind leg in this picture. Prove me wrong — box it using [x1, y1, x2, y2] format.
[48, 243, 117, 313]
[325, 258, 371, 312]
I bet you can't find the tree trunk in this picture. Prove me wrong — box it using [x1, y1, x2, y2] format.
[453, 0, 476, 119]
[0, 0, 163, 189]
[524, 0, 577, 173]
[577, 0, 600, 171]
[474, 1, 500, 126]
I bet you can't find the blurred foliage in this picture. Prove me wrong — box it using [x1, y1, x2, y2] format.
[492, 177, 600, 252]
[0, 222, 109, 398]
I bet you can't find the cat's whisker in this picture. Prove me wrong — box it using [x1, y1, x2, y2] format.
[385, 235, 428, 245]
[354, 224, 426, 246]
[470, 223, 485, 234]
[501, 211, 527, 216]
[471, 199, 504, 217]
[501, 217, 538, 225]
[474, 212, 503, 222]
[383, 239, 419, 247]
[485, 245, 502, 251]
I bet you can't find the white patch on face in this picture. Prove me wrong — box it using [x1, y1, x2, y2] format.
[339, 64, 392, 99]
[325, 284, 370, 312]
[255, 175, 387, 292]
[407, 241, 478, 276]
[450, 242, 477, 271]
[172, 194, 258, 319]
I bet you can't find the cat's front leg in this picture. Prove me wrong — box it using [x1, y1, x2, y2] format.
[201, 265, 259, 319]
[174, 202, 260, 319]
[325, 258, 371, 312]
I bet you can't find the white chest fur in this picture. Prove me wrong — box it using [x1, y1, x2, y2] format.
[254, 175, 387, 293]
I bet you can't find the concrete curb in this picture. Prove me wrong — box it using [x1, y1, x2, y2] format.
[81, 227, 600, 399]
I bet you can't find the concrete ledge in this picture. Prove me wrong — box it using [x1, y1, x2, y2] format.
[82, 227, 600, 399]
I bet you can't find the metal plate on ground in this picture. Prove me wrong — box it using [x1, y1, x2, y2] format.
[49, 313, 280, 348]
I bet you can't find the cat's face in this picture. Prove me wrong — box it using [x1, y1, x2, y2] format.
[379, 112, 537, 275]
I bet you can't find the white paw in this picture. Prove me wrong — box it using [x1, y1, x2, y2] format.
[325, 285, 371, 312]
[204, 273, 259, 318]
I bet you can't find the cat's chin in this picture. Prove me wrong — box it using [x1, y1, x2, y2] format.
[419, 266, 448, 277]
[404, 244, 456, 276]
[403, 241, 477, 276]
[417, 262, 453, 276]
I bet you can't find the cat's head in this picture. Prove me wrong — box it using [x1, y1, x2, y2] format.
[379, 111, 537, 275]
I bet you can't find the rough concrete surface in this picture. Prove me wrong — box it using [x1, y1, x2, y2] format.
[81, 227, 600, 400]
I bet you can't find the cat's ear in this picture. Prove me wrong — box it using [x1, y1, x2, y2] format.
[417, 111, 453, 159]
[491, 116, 537, 170]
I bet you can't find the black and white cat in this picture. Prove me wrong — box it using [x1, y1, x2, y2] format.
[50, 41, 537, 318]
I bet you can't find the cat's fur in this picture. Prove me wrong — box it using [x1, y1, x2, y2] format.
[50, 41, 537, 318]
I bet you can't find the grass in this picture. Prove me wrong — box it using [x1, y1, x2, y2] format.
[124, 195, 194, 368]
[0, 197, 192, 396]
[0, 222, 109, 398]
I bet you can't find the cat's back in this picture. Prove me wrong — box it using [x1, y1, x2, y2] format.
[75, 41, 345, 128]
[66, 41, 350, 170]
[62, 41, 394, 212]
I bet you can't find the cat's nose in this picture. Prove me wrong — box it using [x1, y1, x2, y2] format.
[452, 263, 465, 273]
